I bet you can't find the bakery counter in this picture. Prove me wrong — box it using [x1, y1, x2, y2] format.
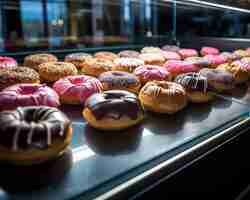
[0, 95, 249, 200]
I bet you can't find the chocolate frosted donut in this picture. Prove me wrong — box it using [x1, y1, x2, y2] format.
[175, 72, 213, 103]
[83, 90, 144, 130]
[0, 106, 72, 164]
[0, 67, 40, 91]
[118, 50, 140, 58]
[64, 53, 92, 69]
[161, 45, 180, 52]
[99, 71, 141, 94]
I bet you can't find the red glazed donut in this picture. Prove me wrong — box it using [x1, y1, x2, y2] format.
[178, 49, 198, 59]
[163, 60, 199, 77]
[0, 56, 17, 69]
[53, 75, 103, 105]
[161, 51, 181, 61]
[0, 84, 60, 111]
[200, 47, 219, 56]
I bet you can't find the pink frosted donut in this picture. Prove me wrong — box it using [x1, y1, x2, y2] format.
[0, 56, 17, 69]
[163, 60, 199, 77]
[53, 75, 103, 105]
[178, 49, 198, 59]
[200, 47, 220, 56]
[161, 51, 181, 61]
[134, 65, 172, 84]
[0, 83, 60, 111]
[204, 54, 227, 68]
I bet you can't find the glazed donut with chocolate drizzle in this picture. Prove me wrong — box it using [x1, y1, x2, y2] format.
[175, 72, 213, 103]
[139, 81, 187, 114]
[0, 106, 72, 165]
[83, 90, 144, 130]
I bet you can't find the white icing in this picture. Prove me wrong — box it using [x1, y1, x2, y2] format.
[42, 122, 52, 146]
[27, 122, 35, 145]
[12, 122, 22, 151]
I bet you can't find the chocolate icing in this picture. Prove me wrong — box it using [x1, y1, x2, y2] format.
[0, 106, 70, 151]
[85, 90, 143, 120]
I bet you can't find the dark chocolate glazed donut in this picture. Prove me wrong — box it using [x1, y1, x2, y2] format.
[175, 72, 208, 92]
[0, 106, 71, 151]
[85, 90, 143, 120]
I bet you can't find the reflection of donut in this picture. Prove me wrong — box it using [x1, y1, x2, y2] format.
[118, 50, 140, 58]
[178, 49, 198, 59]
[0, 56, 17, 69]
[83, 90, 144, 130]
[139, 81, 187, 114]
[200, 47, 219, 56]
[161, 45, 180, 52]
[0, 106, 72, 165]
[175, 72, 213, 103]
[112, 57, 144, 73]
[99, 71, 141, 94]
[94, 51, 119, 61]
[64, 53, 92, 69]
[0, 67, 40, 91]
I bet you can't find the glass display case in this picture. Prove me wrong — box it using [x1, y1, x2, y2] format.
[1, 1, 250, 200]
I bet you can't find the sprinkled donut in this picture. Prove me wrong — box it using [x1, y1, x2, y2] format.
[220, 52, 241, 63]
[0, 56, 17, 69]
[64, 53, 92, 69]
[118, 50, 140, 58]
[0, 106, 72, 164]
[94, 51, 119, 61]
[112, 57, 144, 73]
[178, 49, 198, 59]
[139, 53, 165, 66]
[233, 49, 250, 59]
[161, 51, 181, 61]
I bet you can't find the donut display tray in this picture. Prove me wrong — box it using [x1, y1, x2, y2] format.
[0, 96, 248, 200]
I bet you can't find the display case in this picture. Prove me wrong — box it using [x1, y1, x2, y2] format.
[1, 1, 250, 200]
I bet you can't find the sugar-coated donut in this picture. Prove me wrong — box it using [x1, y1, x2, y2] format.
[163, 60, 199, 77]
[233, 49, 250, 59]
[98, 71, 141, 94]
[94, 51, 119, 61]
[139, 81, 187, 114]
[83, 90, 144, 130]
[199, 68, 235, 92]
[24, 54, 58, 71]
[134, 65, 172, 85]
[81, 58, 114, 77]
[203, 54, 227, 68]
[0, 106, 72, 165]
[175, 72, 213, 103]
[161, 45, 180, 52]
[0, 67, 40, 91]
[39, 62, 78, 82]
[139, 53, 165, 65]
[112, 57, 144, 73]
[218, 61, 250, 84]
[141, 46, 162, 54]
[64, 53, 92, 69]
[118, 50, 140, 58]
[220, 52, 241, 63]
[161, 51, 181, 61]
[200, 47, 219, 56]
[184, 56, 211, 68]
[0, 56, 17, 69]
[178, 49, 198, 59]
[0, 83, 60, 111]
[53, 75, 102, 105]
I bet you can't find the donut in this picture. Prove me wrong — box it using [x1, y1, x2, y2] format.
[233, 49, 250, 59]
[175, 72, 213, 103]
[220, 52, 241, 63]
[241, 57, 250, 64]
[38, 62, 78, 83]
[139, 81, 187, 114]
[0, 67, 40, 91]
[161, 51, 181, 61]
[0, 83, 60, 111]
[24, 54, 58, 71]
[64, 53, 92, 69]
[217, 61, 249, 84]
[81, 58, 114, 77]
[134, 65, 172, 85]
[161, 45, 180, 52]
[184, 56, 211, 68]
[98, 71, 141, 94]
[94, 51, 119, 61]
[0, 106, 72, 165]
[163, 60, 199, 77]
[83, 90, 144, 130]
[178, 49, 198, 59]
[118, 50, 140, 58]
[53, 75, 103, 105]
[0, 56, 17, 69]
[112, 57, 144, 73]
[200, 47, 220, 56]
[139, 53, 165, 65]
[203, 54, 227, 68]
[141, 46, 162, 54]
[199, 68, 235, 92]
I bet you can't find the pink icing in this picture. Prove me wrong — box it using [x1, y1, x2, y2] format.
[161, 51, 181, 60]
[246, 48, 250, 55]
[0, 84, 60, 110]
[134, 65, 170, 81]
[204, 54, 227, 65]
[201, 47, 219, 56]
[233, 60, 250, 72]
[0, 56, 17, 69]
[53, 75, 102, 104]
[178, 49, 198, 59]
[163, 60, 199, 75]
